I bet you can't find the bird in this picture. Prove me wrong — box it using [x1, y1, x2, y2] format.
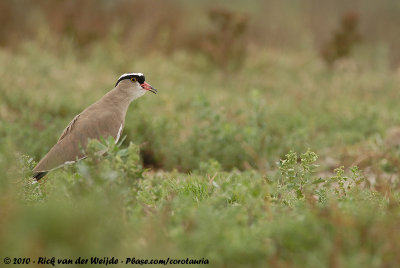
[32, 73, 157, 181]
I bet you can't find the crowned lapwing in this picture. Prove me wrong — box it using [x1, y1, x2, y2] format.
[32, 73, 157, 181]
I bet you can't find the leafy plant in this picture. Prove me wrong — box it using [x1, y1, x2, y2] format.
[278, 149, 319, 199]
[330, 166, 365, 197]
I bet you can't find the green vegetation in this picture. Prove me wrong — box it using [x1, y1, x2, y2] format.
[1, 1, 400, 267]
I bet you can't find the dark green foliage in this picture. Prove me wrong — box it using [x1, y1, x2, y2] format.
[3, 147, 400, 268]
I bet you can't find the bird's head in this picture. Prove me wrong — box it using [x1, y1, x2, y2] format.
[115, 73, 157, 100]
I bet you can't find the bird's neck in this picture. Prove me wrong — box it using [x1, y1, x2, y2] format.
[98, 87, 136, 116]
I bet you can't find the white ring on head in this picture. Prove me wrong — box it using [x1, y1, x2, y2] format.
[118, 73, 144, 80]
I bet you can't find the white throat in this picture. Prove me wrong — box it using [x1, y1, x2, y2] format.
[130, 88, 147, 101]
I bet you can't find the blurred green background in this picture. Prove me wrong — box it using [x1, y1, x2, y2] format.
[1, 0, 400, 267]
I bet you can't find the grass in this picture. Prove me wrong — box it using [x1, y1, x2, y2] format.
[1, 27, 400, 267]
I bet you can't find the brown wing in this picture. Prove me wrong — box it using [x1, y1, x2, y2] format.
[58, 114, 80, 142]
[33, 113, 87, 174]
[33, 111, 123, 174]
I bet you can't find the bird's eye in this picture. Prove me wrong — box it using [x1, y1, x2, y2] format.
[131, 78, 137, 82]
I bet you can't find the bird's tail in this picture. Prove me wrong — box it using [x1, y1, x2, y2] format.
[32, 171, 48, 181]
